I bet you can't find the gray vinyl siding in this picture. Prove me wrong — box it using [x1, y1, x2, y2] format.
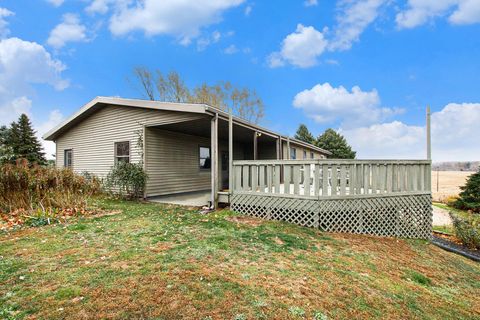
[145, 128, 211, 196]
[281, 141, 326, 160]
[145, 128, 246, 196]
[55, 104, 205, 176]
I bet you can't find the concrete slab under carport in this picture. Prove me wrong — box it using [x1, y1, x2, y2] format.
[148, 190, 211, 207]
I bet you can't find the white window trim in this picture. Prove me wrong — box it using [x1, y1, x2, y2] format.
[114, 141, 130, 164]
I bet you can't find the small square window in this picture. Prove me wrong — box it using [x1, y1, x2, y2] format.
[115, 141, 130, 164]
[199, 146, 211, 170]
[64, 149, 73, 168]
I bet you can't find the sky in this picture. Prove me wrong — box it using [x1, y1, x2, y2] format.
[0, 0, 479, 162]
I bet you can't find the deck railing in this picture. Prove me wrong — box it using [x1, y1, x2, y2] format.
[231, 159, 432, 239]
[233, 159, 431, 198]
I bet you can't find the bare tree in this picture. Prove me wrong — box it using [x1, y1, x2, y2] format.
[131, 67, 265, 124]
[132, 67, 156, 100]
[156, 70, 191, 103]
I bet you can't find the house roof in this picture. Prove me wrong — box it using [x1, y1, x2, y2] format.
[43, 96, 331, 155]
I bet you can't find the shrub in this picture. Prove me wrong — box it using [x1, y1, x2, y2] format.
[449, 212, 480, 250]
[452, 168, 480, 213]
[0, 159, 101, 215]
[104, 162, 148, 199]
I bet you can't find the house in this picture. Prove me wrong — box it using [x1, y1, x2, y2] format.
[43, 97, 331, 207]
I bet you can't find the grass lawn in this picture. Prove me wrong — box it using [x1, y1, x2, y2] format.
[1, 199, 479, 320]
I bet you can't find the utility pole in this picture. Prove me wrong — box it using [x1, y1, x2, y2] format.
[426, 106, 431, 160]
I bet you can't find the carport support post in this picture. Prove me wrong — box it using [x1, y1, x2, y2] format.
[211, 113, 219, 209]
[276, 136, 281, 160]
[253, 131, 258, 160]
[287, 137, 291, 159]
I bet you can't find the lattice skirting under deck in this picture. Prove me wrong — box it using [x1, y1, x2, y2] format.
[230, 193, 432, 239]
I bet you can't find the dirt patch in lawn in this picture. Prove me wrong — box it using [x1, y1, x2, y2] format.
[225, 215, 264, 227]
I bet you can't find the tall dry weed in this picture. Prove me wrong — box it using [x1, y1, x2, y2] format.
[0, 159, 101, 214]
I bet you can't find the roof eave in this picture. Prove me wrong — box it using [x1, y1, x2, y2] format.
[42, 96, 208, 141]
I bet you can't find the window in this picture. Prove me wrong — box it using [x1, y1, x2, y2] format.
[64, 149, 73, 168]
[115, 141, 130, 163]
[290, 147, 296, 159]
[199, 146, 211, 170]
[303, 150, 307, 159]
[310, 152, 314, 159]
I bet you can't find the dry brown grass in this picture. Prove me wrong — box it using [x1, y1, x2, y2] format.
[431, 170, 472, 202]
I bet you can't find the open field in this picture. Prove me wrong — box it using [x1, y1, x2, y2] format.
[431, 171, 472, 202]
[1, 199, 479, 320]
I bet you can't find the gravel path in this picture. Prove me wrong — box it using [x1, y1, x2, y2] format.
[432, 205, 452, 226]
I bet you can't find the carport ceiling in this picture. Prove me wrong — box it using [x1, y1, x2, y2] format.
[152, 118, 278, 144]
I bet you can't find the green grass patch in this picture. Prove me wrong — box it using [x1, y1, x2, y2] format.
[404, 270, 432, 286]
[0, 198, 479, 320]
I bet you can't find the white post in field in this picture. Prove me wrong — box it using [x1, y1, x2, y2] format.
[426, 106, 431, 160]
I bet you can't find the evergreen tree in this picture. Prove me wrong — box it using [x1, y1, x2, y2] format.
[9, 114, 46, 165]
[0, 125, 14, 164]
[453, 167, 480, 213]
[315, 128, 356, 159]
[294, 124, 315, 144]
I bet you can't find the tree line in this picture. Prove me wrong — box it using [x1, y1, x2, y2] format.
[0, 114, 46, 165]
[294, 124, 356, 159]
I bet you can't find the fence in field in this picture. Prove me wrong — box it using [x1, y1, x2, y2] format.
[230, 160, 432, 239]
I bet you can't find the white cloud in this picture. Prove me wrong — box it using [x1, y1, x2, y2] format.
[268, 1, 385, 67]
[46, 0, 64, 7]
[224, 44, 238, 54]
[341, 121, 425, 159]
[396, 0, 480, 29]
[0, 96, 32, 125]
[36, 109, 64, 159]
[196, 30, 222, 51]
[268, 24, 328, 68]
[244, 5, 252, 16]
[293, 82, 402, 127]
[449, 0, 480, 24]
[85, 0, 112, 14]
[0, 37, 68, 158]
[329, 0, 386, 51]
[108, 0, 245, 44]
[0, 7, 14, 39]
[0, 37, 68, 121]
[47, 14, 89, 49]
[341, 103, 480, 161]
[304, 0, 318, 7]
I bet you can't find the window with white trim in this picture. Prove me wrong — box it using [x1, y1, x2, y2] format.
[64, 149, 73, 168]
[115, 141, 130, 164]
[199, 146, 211, 170]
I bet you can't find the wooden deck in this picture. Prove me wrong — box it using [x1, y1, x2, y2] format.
[230, 159, 432, 239]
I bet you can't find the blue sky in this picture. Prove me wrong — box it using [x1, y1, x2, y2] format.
[0, 0, 479, 161]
